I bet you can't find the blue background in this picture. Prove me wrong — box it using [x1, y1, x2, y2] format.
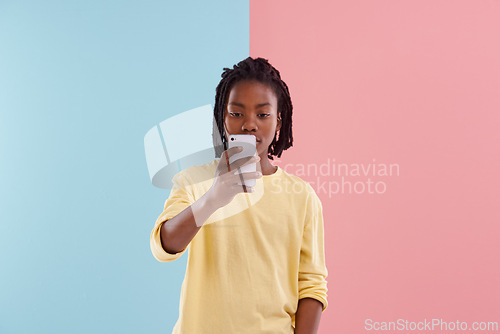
[0, 1, 248, 332]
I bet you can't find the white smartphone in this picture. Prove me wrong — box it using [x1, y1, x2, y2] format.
[228, 134, 257, 188]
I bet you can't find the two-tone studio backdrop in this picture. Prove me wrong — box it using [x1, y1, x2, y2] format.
[1, 1, 499, 333]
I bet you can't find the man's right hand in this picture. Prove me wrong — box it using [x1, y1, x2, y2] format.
[206, 146, 262, 210]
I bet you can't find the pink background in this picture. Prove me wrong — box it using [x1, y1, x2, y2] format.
[251, 1, 500, 332]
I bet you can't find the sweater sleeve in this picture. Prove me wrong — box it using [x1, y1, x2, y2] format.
[150, 171, 196, 262]
[298, 188, 329, 311]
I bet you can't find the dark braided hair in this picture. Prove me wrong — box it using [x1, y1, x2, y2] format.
[212, 56, 293, 160]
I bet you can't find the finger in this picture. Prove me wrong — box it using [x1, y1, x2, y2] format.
[225, 150, 231, 172]
[220, 146, 244, 172]
[241, 185, 256, 193]
[225, 146, 243, 158]
[230, 183, 255, 193]
[231, 155, 260, 170]
[226, 171, 262, 183]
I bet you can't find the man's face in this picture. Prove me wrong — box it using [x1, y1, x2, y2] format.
[224, 80, 281, 159]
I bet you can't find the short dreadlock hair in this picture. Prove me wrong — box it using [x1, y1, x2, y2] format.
[212, 56, 293, 160]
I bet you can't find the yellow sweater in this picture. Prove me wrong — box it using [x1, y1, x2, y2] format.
[150, 159, 328, 334]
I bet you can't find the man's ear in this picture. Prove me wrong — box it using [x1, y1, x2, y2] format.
[276, 116, 282, 133]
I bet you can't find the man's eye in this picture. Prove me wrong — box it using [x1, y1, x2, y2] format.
[259, 114, 271, 118]
[229, 112, 242, 117]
